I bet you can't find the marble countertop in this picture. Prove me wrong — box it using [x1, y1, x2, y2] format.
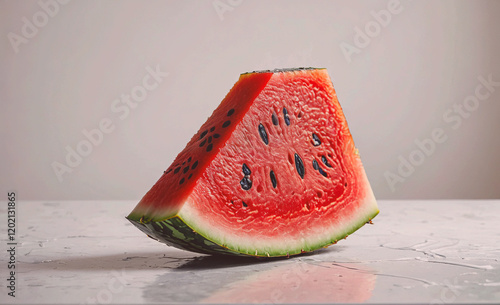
[1, 200, 499, 304]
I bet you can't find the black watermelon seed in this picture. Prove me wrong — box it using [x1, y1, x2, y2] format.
[242, 163, 251, 175]
[294, 153, 305, 179]
[312, 159, 319, 170]
[174, 167, 181, 174]
[208, 136, 212, 144]
[210, 126, 215, 132]
[191, 161, 198, 170]
[165, 168, 172, 174]
[188, 173, 193, 180]
[188, 157, 192, 163]
[283, 108, 291, 126]
[199, 139, 207, 147]
[312, 133, 321, 146]
[222, 120, 231, 128]
[242, 201, 248, 207]
[182, 161, 186, 165]
[179, 178, 185, 185]
[240, 177, 252, 190]
[183, 166, 189, 174]
[272, 112, 279, 125]
[200, 130, 208, 139]
[258, 123, 269, 145]
[206, 143, 213, 152]
[213, 133, 220, 138]
[270, 170, 277, 188]
[227, 108, 235, 116]
[345, 182, 348, 187]
[318, 167, 328, 177]
[321, 156, 332, 168]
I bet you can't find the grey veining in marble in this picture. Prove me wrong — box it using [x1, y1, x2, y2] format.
[1, 200, 499, 304]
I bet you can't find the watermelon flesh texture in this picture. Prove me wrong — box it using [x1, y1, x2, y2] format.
[127, 68, 378, 257]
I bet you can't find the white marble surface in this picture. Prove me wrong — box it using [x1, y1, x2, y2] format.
[1, 200, 499, 304]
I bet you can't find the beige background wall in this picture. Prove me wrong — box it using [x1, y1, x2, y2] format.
[1, 0, 499, 200]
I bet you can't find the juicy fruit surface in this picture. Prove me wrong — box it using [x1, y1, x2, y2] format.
[128, 72, 272, 221]
[128, 68, 378, 257]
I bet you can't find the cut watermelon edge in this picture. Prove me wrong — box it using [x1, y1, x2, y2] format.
[241, 67, 326, 75]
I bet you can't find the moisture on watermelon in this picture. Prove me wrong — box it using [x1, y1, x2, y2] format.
[127, 68, 378, 257]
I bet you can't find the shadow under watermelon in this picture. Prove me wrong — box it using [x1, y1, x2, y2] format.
[176, 247, 333, 270]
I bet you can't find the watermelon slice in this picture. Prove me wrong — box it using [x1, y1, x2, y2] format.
[127, 68, 378, 257]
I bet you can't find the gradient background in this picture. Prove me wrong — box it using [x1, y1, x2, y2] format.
[1, 0, 499, 201]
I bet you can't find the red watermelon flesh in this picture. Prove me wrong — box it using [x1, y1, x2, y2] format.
[127, 68, 378, 257]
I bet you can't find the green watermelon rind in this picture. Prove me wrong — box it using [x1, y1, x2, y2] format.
[126, 215, 246, 256]
[127, 196, 379, 257]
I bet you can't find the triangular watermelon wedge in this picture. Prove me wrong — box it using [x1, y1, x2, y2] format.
[127, 68, 378, 257]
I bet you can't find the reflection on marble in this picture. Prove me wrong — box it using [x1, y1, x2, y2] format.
[144, 255, 375, 303]
[1, 200, 499, 304]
